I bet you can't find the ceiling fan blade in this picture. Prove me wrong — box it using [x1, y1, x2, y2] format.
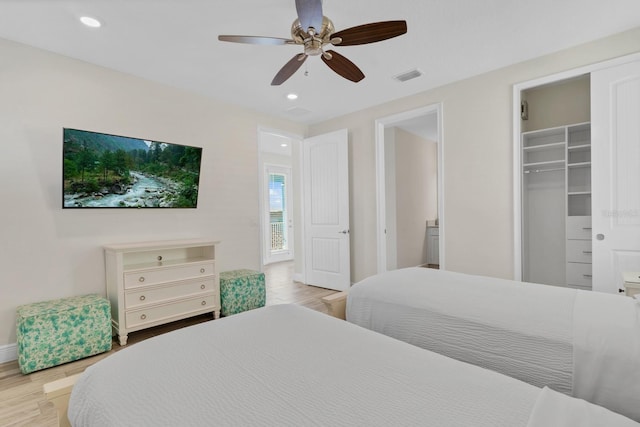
[321, 50, 365, 83]
[295, 0, 323, 33]
[271, 54, 308, 86]
[218, 35, 295, 45]
[332, 21, 407, 46]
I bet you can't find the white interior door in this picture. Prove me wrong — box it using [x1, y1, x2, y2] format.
[303, 129, 350, 291]
[591, 59, 640, 293]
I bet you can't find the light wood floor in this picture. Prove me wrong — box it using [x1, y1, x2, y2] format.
[0, 261, 337, 427]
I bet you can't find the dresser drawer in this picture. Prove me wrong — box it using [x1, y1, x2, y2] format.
[566, 240, 592, 264]
[124, 261, 215, 289]
[566, 262, 592, 289]
[566, 216, 592, 240]
[125, 294, 217, 328]
[125, 278, 216, 309]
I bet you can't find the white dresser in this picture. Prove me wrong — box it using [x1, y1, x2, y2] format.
[105, 239, 220, 345]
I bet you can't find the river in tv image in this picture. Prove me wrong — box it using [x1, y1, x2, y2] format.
[64, 171, 181, 208]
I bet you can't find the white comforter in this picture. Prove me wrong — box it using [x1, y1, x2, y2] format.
[67, 304, 638, 426]
[346, 267, 640, 421]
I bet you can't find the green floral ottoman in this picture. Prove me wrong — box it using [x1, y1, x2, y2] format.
[219, 269, 266, 316]
[16, 294, 112, 374]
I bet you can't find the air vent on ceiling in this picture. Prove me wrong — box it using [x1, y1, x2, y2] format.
[393, 68, 423, 83]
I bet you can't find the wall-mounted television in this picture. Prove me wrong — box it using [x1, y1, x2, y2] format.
[63, 128, 203, 208]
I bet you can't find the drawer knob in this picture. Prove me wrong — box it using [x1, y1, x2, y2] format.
[582, 251, 592, 254]
[140, 314, 147, 320]
[139, 295, 146, 301]
[583, 274, 593, 278]
[596, 233, 605, 241]
[157, 255, 163, 261]
[200, 268, 206, 274]
[201, 284, 206, 290]
[201, 300, 206, 306]
[139, 276, 145, 283]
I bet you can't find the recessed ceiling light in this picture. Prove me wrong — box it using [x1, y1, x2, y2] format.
[80, 16, 101, 28]
[281, 143, 288, 147]
[286, 93, 298, 100]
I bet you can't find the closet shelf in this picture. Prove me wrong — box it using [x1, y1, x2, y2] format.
[522, 142, 566, 152]
[568, 162, 591, 168]
[568, 144, 591, 150]
[523, 160, 565, 168]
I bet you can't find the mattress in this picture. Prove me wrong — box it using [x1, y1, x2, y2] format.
[346, 267, 640, 421]
[66, 304, 638, 427]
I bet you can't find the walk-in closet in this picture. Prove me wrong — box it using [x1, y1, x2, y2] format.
[520, 75, 592, 289]
[517, 56, 640, 294]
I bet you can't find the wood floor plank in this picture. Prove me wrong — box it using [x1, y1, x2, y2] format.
[0, 261, 337, 426]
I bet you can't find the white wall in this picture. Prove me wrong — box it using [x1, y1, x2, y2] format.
[309, 27, 640, 283]
[0, 38, 305, 348]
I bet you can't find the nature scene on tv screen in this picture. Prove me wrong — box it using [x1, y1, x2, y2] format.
[63, 128, 202, 208]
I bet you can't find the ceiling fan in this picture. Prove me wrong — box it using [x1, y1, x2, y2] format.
[218, 0, 407, 85]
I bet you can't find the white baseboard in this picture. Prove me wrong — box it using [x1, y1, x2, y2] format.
[0, 343, 17, 364]
[293, 273, 304, 283]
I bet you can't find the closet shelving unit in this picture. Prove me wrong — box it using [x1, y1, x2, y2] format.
[521, 122, 592, 290]
[565, 123, 592, 290]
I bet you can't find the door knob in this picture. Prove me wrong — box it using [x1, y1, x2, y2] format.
[596, 233, 605, 241]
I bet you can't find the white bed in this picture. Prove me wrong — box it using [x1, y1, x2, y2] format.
[345, 267, 640, 422]
[61, 304, 639, 427]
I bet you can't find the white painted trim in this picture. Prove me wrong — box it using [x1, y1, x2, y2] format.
[296, 137, 306, 284]
[375, 121, 387, 274]
[0, 343, 17, 364]
[512, 52, 640, 281]
[375, 103, 445, 274]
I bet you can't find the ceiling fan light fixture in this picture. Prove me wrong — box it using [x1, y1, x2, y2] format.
[218, 0, 407, 86]
[80, 16, 101, 28]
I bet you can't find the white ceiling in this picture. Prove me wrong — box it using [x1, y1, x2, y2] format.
[1, 1, 639, 125]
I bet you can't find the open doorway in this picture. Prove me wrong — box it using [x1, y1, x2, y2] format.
[258, 130, 299, 266]
[375, 104, 444, 273]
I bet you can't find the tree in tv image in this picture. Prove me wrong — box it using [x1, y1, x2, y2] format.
[63, 128, 202, 208]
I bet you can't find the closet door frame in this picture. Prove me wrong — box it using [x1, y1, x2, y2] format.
[512, 52, 640, 281]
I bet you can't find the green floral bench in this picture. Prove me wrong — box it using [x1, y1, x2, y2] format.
[219, 269, 266, 316]
[16, 294, 112, 374]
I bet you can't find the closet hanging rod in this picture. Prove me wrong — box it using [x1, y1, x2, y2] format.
[523, 167, 565, 174]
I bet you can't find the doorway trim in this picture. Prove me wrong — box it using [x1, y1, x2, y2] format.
[511, 51, 640, 281]
[375, 103, 445, 274]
